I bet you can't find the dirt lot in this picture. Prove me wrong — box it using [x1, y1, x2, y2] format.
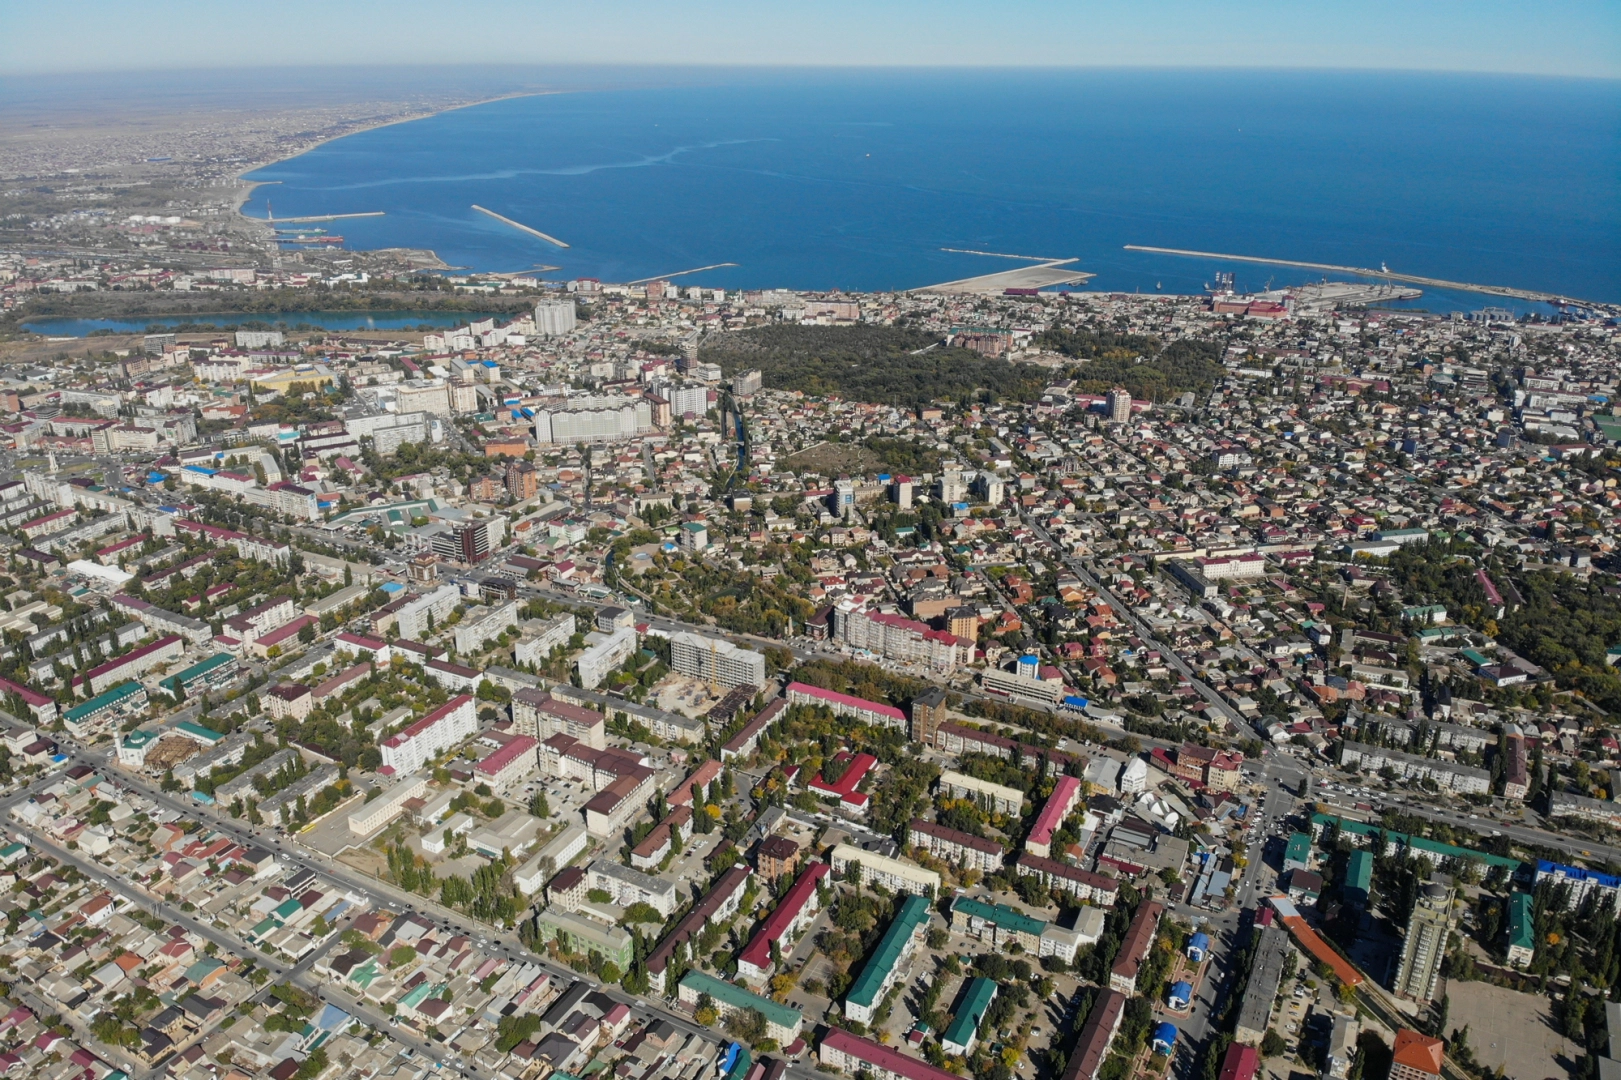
[1445, 980, 1577, 1080]
[780, 441, 879, 478]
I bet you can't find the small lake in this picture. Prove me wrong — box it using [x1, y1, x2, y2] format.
[23, 310, 507, 337]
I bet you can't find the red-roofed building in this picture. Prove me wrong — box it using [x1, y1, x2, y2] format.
[1025, 775, 1083, 858]
[738, 863, 830, 983]
[249, 616, 317, 659]
[1390, 1030, 1443, 1080]
[335, 632, 391, 665]
[474, 735, 539, 793]
[670, 759, 723, 807]
[820, 1027, 963, 1080]
[1217, 1042, 1258, 1080]
[0, 675, 57, 725]
[807, 751, 876, 816]
[785, 682, 905, 729]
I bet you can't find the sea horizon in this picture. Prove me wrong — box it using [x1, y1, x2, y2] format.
[237, 67, 1621, 311]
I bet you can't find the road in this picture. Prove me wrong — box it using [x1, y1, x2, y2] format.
[1018, 513, 1247, 733]
[31, 739, 836, 1080]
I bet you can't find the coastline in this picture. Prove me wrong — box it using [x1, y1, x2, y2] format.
[231, 89, 565, 242]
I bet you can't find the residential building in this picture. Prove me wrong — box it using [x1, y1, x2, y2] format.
[907, 818, 1004, 873]
[939, 770, 1024, 816]
[845, 894, 931, 1023]
[1393, 881, 1454, 1001]
[668, 630, 767, 689]
[678, 972, 802, 1044]
[577, 626, 637, 689]
[737, 863, 830, 983]
[1109, 900, 1165, 995]
[379, 695, 477, 775]
[1026, 775, 1084, 858]
[829, 843, 941, 896]
[395, 584, 460, 640]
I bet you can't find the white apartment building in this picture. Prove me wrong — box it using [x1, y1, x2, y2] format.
[668, 631, 766, 690]
[379, 694, 477, 775]
[939, 770, 1025, 815]
[587, 859, 680, 916]
[533, 396, 654, 444]
[828, 843, 942, 896]
[576, 626, 637, 689]
[453, 601, 520, 655]
[513, 612, 576, 666]
[347, 773, 429, 835]
[395, 584, 461, 641]
[534, 299, 578, 337]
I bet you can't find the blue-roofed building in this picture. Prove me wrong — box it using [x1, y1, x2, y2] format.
[1152, 1023, 1178, 1055]
[1187, 932, 1211, 963]
[1167, 981, 1193, 1010]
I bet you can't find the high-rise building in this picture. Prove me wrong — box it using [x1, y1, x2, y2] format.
[892, 475, 913, 509]
[429, 521, 491, 564]
[909, 687, 949, 745]
[533, 395, 654, 444]
[669, 630, 766, 690]
[1393, 880, 1454, 1001]
[1106, 387, 1133, 423]
[505, 460, 538, 501]
[732, 369, 763, 398]
[395, 584, 460, 640]
[534, 299, 578, 337]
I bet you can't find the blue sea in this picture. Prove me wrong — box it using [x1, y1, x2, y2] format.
[242, 70, 1621, 310]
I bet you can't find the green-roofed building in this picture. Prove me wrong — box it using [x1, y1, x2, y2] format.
[349, 959, 381, 989]
[399, 982, 439, 1013]
[1284, 832, 1312, 872]
[726, 1046, 753, 1080]
[941, 977, 998, 1056]
[158, 652, 239, 698]
[677, 971, 803, 1043]
[1507, 892, 1535, 968]
[185, 957, 226, 988]
[0, 842, 26, 865]
[174, 720, 227, 746]
[1310, 812, 1521, 871]
[950, 896, 1046, 953]
[117, 728, 161, 769]
[272, 897, 303, 921]
[65, 681, 147, 730]
[845, 893, 932, 1024]
[1344, 850, 1373, 909]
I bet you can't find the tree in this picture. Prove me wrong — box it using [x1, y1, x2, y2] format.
[298, 622, 317, 644]
[529, 790, 550, 818]
[1261, 1030, 1287, 1059]
[694, 993, 718, 1026]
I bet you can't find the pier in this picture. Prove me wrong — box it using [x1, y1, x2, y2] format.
[262, 211, 385, 224]
[471, 205, 569, 248]
[626, 263, 739, 285]
[916, 257, 1094, 295]
[1124, 245, 1590, 305]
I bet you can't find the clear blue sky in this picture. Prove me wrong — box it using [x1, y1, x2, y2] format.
[4, 0, 1618, 78]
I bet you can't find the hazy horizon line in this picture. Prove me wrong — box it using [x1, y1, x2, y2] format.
[6, 61, 1620, 81]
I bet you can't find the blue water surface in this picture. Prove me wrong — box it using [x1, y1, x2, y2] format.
[240, 69, 1620, 306]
